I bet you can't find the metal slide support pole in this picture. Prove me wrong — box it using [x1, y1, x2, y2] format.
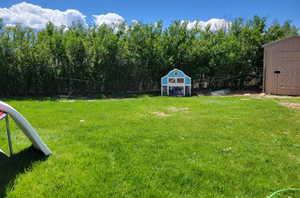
[5, 116, 13, 156]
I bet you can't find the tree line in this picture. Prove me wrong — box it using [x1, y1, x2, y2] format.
[0, 16, 298, 96]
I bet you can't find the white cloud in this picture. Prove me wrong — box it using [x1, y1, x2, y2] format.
[0, 2, 230, 32]
[182, 18, 231, 31]
[131, 19, 139, 24]
[93, 13, 125, 28]
[0, 2, 86, 29]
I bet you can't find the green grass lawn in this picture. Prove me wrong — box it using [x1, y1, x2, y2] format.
[0, 96, 299, 198]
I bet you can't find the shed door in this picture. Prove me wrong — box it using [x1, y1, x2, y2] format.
[273, 51, 300, 95]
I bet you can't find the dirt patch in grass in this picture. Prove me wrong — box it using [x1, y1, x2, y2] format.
[226, 91, 300, 99]
[279, 102, 300, 109]
[167, 106, 189, 112]
[152, 106, 189, 118]
[237, 93, 297, 99]
[252, 94, 300, 99]
[288, 153, 296, 159]
[152, 112, 171, 117]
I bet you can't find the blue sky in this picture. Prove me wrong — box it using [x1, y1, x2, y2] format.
[0, 0, 299, 29]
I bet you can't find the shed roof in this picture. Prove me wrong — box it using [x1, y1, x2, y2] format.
[262, 35, 300, 48]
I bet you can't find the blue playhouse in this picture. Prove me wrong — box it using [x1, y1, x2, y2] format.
[161, 69, 192, 96]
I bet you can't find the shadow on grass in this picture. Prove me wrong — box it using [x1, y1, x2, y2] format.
[0, 146, 48, 197]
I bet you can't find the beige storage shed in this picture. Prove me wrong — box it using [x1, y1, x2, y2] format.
[263, 36, 300, 96]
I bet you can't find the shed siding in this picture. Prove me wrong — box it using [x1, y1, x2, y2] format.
[264, 36, 300, 96]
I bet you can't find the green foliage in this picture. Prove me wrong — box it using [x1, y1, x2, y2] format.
[0, 97, 300, 197]
[0, 16, 298, 96]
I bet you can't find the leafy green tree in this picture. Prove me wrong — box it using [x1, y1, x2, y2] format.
[0, 16, 298, 96]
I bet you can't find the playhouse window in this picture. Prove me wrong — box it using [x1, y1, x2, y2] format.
[169, 78, 176, 83]
[177, 78, 184, 83]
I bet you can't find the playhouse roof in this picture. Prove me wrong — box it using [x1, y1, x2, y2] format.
[161, 68, 191, 86]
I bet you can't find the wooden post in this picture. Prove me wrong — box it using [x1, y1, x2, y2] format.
[5, 116, 13, 156]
